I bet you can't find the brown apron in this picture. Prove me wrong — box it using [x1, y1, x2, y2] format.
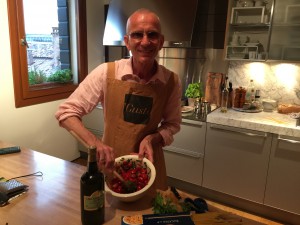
[102, 62, 175, 191]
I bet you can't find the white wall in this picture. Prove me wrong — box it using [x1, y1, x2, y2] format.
[228, 61, 300, 105]
[0, 0, 105, 160]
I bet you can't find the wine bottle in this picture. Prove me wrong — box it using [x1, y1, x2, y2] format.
[80, 146, 105, 225]
[221, 77, 229, 113]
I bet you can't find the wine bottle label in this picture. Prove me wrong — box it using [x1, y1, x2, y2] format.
[83, 190, 104, 211]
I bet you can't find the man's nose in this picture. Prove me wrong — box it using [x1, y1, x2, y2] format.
[141, 34, 151, 45]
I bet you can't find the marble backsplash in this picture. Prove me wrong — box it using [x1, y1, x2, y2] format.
[227, 61, 300, 105]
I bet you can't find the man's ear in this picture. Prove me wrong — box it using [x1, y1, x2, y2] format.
[124, 35, 131, 51]
[159, 34, 164, 50]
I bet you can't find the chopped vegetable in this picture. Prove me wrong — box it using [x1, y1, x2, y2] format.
[108, 158, 150, 194]
[152, 192, 178, 214]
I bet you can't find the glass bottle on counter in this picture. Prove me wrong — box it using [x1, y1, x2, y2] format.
[221, 77, 229, 113]
[254, 89, 262, 110]
[228, 81, 233, 108]
[80, 146, 105, 225]
[255, 90, 261, 102]
[245, 79, 255, 103]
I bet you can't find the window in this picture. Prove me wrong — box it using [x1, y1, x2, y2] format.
[7, 0, 87, 107]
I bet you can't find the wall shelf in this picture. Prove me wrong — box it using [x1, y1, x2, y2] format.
[225, 0, 274, 61]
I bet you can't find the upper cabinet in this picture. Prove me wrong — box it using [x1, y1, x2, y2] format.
[269, 0, 300, 61]
[224, 0, 274, 61]
[225, 0, 300, 62]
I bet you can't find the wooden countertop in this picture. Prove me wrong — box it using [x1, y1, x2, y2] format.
[0, 141, 155, 225]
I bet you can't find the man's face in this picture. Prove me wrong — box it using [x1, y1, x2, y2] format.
[124, 13, 164, 65]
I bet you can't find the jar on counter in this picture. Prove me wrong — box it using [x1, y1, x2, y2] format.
[233, 87, 246, 108]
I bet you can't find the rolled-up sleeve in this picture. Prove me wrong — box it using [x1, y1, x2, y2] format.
[157, 72, 182, 146]
[55, 64, 106, 124]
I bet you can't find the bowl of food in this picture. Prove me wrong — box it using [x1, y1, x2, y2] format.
[105, 155, 156, 202]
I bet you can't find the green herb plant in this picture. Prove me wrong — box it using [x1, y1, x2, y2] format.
[47, 69, 73, 83]
[152, 192, 178, 214]
[152, 192, 192, 214]
[185, 82, 203, 98]
[28, 69, 47, 85]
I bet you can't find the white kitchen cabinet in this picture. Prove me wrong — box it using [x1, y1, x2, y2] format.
[269, 0, 300, 60]
[264, 134, 300, 214]
[163, 120, 206, 186]
[224, 0, 274, 61]
[79, 105, 104, 153]
[202, 123, 272, 203]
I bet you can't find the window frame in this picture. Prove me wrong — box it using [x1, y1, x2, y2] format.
[7, 0, 87, 107]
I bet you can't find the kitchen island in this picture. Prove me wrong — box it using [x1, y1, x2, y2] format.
[0, 141, 156, 225]
[1, 141, 275, 225]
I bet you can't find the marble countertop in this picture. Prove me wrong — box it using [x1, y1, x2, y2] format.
[207, 108, 300, 138]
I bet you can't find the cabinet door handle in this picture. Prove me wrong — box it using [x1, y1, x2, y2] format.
[210, 124, 267, 138]
[278, 135, 300, 144]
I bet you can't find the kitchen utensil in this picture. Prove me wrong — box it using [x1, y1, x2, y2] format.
[202, 101, 211, 115]
[170, 186, 208, 213]
[112, 170, 137, 193]
[70, 130, 139, 193]
[170, 186, 184, 203]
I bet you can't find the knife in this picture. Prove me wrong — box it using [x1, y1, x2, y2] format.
[170, 186, 184, 203]
[170, 186, 208, 213]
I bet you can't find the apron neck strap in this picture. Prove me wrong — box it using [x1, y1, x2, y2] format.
[107, 62, 115, 79]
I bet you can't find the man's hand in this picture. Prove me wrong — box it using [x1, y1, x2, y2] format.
[139, 137, 154, 163]
[95, 140, 115, 174]
[139, 133, 163, 163]
[61, 116, 115, 174]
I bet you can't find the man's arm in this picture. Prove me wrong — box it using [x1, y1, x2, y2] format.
[60, 116, 99, 147]
[157, 72, 182, 146]
[61, 116, 114, 171]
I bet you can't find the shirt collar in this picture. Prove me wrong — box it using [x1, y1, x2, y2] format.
[119, 57, 167, 84]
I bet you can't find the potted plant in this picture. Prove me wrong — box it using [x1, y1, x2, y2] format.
[47, 69, 73, 83]
[185, 82, 203, 106]
[28, 69, 47, 85]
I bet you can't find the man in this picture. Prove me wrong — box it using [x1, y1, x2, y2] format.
[55, 8, 182, 191]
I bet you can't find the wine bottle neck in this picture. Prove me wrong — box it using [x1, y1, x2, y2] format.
[87, 161, 98, 173]
[87, 147, 98, 173]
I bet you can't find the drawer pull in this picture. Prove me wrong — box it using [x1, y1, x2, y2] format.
[210, 124, 267, 138]
[164, 146, 203, 158]
[278, 135, 300, 144]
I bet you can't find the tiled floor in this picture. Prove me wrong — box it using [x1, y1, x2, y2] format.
[72, 157, 283, 225]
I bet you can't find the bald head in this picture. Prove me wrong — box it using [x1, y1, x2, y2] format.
[126, 8, 161, 34]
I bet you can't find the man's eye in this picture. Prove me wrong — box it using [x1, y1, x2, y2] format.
[130, 32, 144, 39]
[147, 32, 159, 40]
[129, 32, 160, 40]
